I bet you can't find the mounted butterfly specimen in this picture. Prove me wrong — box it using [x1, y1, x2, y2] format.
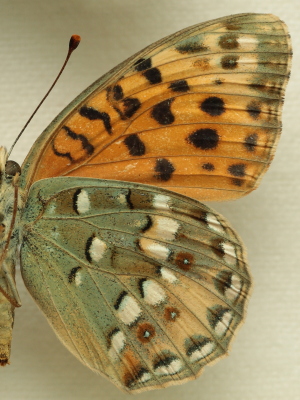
[0, 13, 291, 393]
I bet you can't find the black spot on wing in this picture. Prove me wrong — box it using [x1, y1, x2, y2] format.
[202, 162, 215, 171]
[63, 126, 94, 155]
[201, 97, 225, 116]
[124, 134, 146, 156]
[228, 163, 246, 177]
[247, 101, 261, 119]
[169, 80, 190, 92]
[79, 107, 112, 134]
[112, 85, 124, 101]
[232, 178, 244, 187]
[151, 99, 175, 125]
[154, 158, 175, 181]
[244, 133, 258, 152]
[143, 68, 162, 84]
[122, 98, 141, 119]
[134, 58, 152, 71]
[187, 128, 219, 150]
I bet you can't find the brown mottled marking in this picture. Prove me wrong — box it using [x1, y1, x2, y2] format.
[193, 58, 210, 70]
[136, 323, 156, 343]
[164, 307, 180, 322]
[221, 55, 239, 69]
[219, 34, 239, 50]
[211, 239, 226, 259]
[175, 252, 194, 270]
[225, 23, 242, 30]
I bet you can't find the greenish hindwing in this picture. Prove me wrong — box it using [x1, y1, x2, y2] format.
[20, 177, 250, 392]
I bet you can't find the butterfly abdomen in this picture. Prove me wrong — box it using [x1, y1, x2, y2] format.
[0, 295, 14, 366]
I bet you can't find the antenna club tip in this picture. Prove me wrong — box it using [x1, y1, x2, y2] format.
[69, 35, 81, 52]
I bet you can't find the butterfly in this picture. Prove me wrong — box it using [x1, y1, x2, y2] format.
[0, 13, 291, 393]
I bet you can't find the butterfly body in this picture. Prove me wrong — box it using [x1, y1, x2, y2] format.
[0, 148, 22, 365]
[0, 13, 291, 392]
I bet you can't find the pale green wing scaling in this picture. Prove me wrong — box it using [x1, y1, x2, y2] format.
[20, 177, 250, 393]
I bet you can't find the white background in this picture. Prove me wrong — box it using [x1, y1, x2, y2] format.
[1, 0, 299, 399]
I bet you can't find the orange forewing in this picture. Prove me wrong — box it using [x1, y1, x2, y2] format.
[20, 14, 291, 201]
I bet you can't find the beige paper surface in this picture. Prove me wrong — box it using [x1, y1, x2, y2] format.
[0, 1, 299, 399]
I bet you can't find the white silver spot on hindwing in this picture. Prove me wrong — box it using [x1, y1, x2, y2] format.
[225, 274, 242, 301]
[186, 337, 215, 363]
[159, 267, 178, 284]
[206, 212, 225, 233]
[220, 241, 237, 266]
[143, 216, 180, 241]
[139, 279, 167, 305]
[215, 271, 243, 302]
[73, 188, 91, 214]
[153, 194, 171, 210]
[209, 307, 233, 337]
[154, 355, 183, 376]
[68, 266, 82, 286]
[139, 238, 171, 261]
[108, 328, 126, 360]
[85, 236, 107, 262]
[114, 291, 142, 325]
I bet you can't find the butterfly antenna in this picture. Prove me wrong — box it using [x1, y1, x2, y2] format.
[7, 34, 81, 158]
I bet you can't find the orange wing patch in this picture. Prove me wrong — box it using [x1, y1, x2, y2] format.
[23, 14, 291, 201]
